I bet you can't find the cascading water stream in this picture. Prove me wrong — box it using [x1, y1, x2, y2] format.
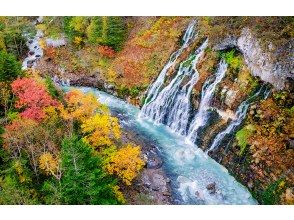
[166, 39, 208, 134]
[186, 60, 228, 143]
[139, 20, 197, 117]
[206, 85, 270, 153]
[141, 40, 208, 129]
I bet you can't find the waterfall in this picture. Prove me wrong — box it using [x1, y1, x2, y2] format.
[166, 39, 209, 134]
[186, 60, 228, 143]
[139, 20, 197, 116]
[206, 84, 270, 153]
[140, 39, 208, 132]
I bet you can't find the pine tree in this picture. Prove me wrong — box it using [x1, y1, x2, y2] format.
[60, 136, 119, 204]
[0, 50, 22, 82]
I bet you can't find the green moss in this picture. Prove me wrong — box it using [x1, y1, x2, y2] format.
[117, 86, 142, 99]
[182, 54, 196, 68]
[220, 49, 242, 71]
[236, 124, 255, 155]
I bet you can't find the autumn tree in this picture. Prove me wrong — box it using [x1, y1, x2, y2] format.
[105, 144, 145, 185]
[3, 117, 60, 175]
[81, 114, 121, 149]
[11, 78, 58, 121]
[61, 89, 108, 123]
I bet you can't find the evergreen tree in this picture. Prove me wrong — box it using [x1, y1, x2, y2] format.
[0, 50, 22, 82]
[60, 136, 119, 204]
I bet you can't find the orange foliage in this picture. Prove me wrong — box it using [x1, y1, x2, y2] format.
[97, 45, 116, 58]
[44, 46, 56, 60]
[61, 89, 108, 123]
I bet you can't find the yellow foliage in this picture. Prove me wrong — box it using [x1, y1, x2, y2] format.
[112, 185, 126, 204]
[39, 39, 47, 49]
[39, 152, 59, 176]
[43, 106, 60, 124]
[13, 160, 30, 184]
[70, 16, 88, 32]
[61, 89, 108, 123]
[81, 114, 121, 148]
[36, 23, 46, 32]
[106, 144, 145, 185]
[0, 34, 6, 51]
[73, 36, 83, 46]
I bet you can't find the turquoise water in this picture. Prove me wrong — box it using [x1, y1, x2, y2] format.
[64, 86, 257, 205]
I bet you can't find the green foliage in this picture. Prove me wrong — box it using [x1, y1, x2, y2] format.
[3, 30, 27, 58]
[64, 16, 127, 51]
[117, 86, 142, 99]
[45, 76, 60, 99]
[0, 17, 29, 59]
[0, 125, 4, 147]
[87, 17, 127, 51]
[182, 54, 196, 68]
[7, 110, 19, 121]
[260, 178, 286, 205]
[0, 159, 39, 205]
[221, 49, 242, 71]
[63, 16, 88, 42]
[0, 50, 22, 82]
[41, 179, 62, 205]
[236, 124, 255, 155]
[60, 136, 119, 204]
[0, 175, 38, 204]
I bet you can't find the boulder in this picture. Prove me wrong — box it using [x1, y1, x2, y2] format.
[206, 182, 216, 194]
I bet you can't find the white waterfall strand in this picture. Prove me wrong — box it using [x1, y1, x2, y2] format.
[186, 60, 228, 143]
[166, 39, 209, 134]
[206, 85, 268, 153]
[139, 20, 197, 117]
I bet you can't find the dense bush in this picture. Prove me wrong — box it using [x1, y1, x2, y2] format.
[0, 50, 22, 81]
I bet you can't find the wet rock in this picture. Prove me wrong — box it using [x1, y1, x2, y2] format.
[162, 191, 171, 196]
[224, 89, 237, 108]
[152, 174, 166, 188]
[206, 182, 216, 194]
[146, 155, 163, 169]
[70, 75, 105, 90]
[286, 138, 294, 149]
[247, 180, 253, 188]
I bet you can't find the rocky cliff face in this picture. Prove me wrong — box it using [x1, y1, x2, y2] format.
[214, 28, 293, 90]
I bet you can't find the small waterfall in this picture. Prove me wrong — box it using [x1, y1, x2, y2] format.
[140, 20, 197, 116]
[140, 39, 208, 131]
[22, 17, 44, 70]
[22, 29, 44, 70]
[206, 85, 270, 153]
[186, 60, 228, 143]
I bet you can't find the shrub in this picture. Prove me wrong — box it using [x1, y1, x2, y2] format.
[0, 50, 22, 82]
